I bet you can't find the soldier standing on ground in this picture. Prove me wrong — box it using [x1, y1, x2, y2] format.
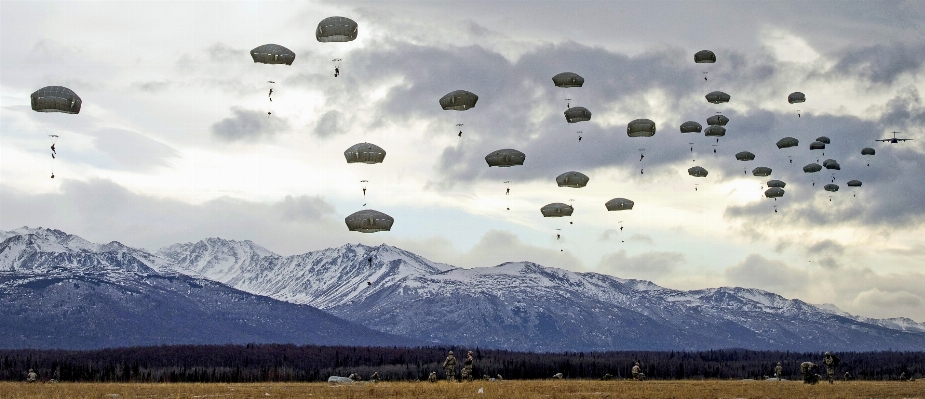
[823, 352, 840, 384]
[26, 369, 37, 383]
[844, 371, 851, 381]
[899, 372, 906, 381]
[443, 351, 457, 382]
[428, 371, 437, 383]
[461, 351, 474, 382]
[775, 362, 783, 381]
[631, 361, 644, 381]
[800, 362, 820, 384]
[370, 372, 379, 382]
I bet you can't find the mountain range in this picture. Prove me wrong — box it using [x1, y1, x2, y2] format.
[3, 226, 925, 351]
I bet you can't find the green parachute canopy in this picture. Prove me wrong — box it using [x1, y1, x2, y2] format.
[344, 142, 386, 164]
[752, 167, 772, 177]
[556, 171, 589, 188]
[485, 149, 526, 167]
[767, 180, 786, 188]
[552, 72, 585, 87]
[706, 114, 729, 126]
[316, 16, 358, 42]
[764, 187, 785, 198]
[439, 90, 478, 111]
[694, 50, 716, 63]
[803, 163, 822, 173]
[776, 137, 799, 149]
[541, 203, 574, 217]
[564, 107, 592, 123]
[680, 121, 702, 133]
[704, 125, 726, 137]
[705, 91, 730, 104]
[31, 86, 82, 114]
[345, 209, 393, 233]
[735, 151, 755, 161]
[627, 119, 656, 137]
[688, 166, 708, 177]
[788, 92, 806, 104]
[605, 198, 634, 211]
[250, 44, 295, 65]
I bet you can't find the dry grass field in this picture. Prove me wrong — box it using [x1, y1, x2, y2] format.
[1, 380, 922, 399]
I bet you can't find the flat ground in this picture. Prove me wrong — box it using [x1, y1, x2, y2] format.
[1, 380, 922, 399]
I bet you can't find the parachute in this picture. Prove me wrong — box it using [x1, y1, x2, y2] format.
[344, 143, 386, 164]
[440, 90, 478, 111]
[345, 209, 393, 233]
[847, 180, 862, 187]
[485, 149, 526, 167]
[824, 184, 839, 192]
[627, 119, 656, 137]
[705, 91, 730, 104]
[788, 92, 806, 104]
[541, 203, 574, 217]
[776, 137, 799, 149]
[32, 86, 81, 178]
[680, 121, 702, 133]
[823, 159, 841, 170]
[764, 187, 785, 199]
[809, 141, 826, 151]
[752, 167, 772, 177]
[861, 147, 875, 155]
[704, 125, 726, 138]
[706, 114, 729, 126]
[605, 198, 634, 211]
[250, 44, 295, 65]
[316, 16, 358, 42]
[564, 107, 592, 123]
[803, 163, 823, 173]
[735, 151, 756, 161]
[552, 72, 585, 88]
[688, 166, 708, 177]
[815, 136, 831, 144]
[556, 171, 589, 188]
[694, 50, 716, 63]
[767, 180, 786, 188]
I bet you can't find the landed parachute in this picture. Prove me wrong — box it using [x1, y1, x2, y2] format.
[552, 72, 584, 88]
[788, 92, 806, 104]
[705, 91, 730, 104]
[344, 143, 386, 164]
[735, 151, 756, 161]
[564, 107, 592, 123]
[605, 198, 634, 211]
[680, 121, 702, 133]
[776, 137, 799, 149]
[556, 171, 589, 188]
[688, 166, 708, 177]
[250, 44, 295, 65]
[627, 119, 656, 137]
[316, 16, 358, 42]
[345, 209, 393, 233]
[31, 86, 82, 114]
[541, 203, 574, 217]
[485, 149, 526, 167]
[694, 50, 716, 63]
[752, 167, 772, 177]
[440, 90, 478, 111]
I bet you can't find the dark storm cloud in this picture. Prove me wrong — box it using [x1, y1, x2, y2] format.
[828, 42, 925, 85]
[210, 107, 290, 142]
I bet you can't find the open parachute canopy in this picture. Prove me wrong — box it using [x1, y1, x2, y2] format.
[541, 203, 574, 217]
[627, 119, 656, 137]
[815, 136, 831, 144]
[316, 16, 358, 42]
[250, 44, 295, 65]
[861, 147, 876, 155]
[788, 92, 806, 104]
[344, 142, 386, 164]
[803, 163, 823, 173]
[688, 166, 708, 177]
[564, 107, 592, 123]
[694, 50, 716, 63]
[705, 91, 730, 104]
[776, 137, 799, 149]
[680, 121, 702, 133]
[847, 180, 862, 187]
[345, 209, 393, 233]
[31, 86, 82, 114]
[764, 187, 785, 198]
[752, 167, 772, 177]
[605, 198, 634, 211]
[552, 72, 585, 88]
[767, 180, 786, 188]
[824, 184, 840, 192]
[809, 141, 826, 150]
[485, 149, 525, 167]
[556, 171, 589, 188]
[440, 90, 478, 111]
[704, 125, 726, 137]
[706, 114, 729, 126]
[735, 151, 756, 161]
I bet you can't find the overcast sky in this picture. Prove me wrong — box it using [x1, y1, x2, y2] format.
[3, 1, 925, 322]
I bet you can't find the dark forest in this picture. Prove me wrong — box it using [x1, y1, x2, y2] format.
[1, 345, 921, 382]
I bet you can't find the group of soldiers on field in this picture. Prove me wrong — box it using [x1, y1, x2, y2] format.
[432, 350, 481, 382]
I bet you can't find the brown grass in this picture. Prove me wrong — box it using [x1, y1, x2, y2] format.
[1, 380, 922, 399]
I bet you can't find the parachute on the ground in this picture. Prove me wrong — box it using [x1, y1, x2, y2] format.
[680, 121, 702, 133]
[810, 141, 826, 151]
[485, 149, 526, 167]
[752, 167, 772, 177]
[344, 143, 386, 164]
[767, 180, 786, 188]
[816, 136, 831, 144]
[688, 166, 708, 177]
[764, 187, 785, 198]
[345, 209, 393, 233]
[564, 107, 592, 123]
[605, 198, 634, 211]
[541, 203, 574, 217]
[788, 92, 806, 104]
[552, 72, 585, 88]
[627, 119, 656, 137]
[861, 147, 875, 155]
[704, 125, 726, 137]
[250, 44, 295, 65]
[735, 151, 755, 161]
[824, 184, 839, 192]
[803, 163, 822, 173]
[556, 171, 589, 188]
[847, 180, 862, 187]
[706, 114, 729, 126]
[776, 137, 799, 149]
[316, 16, 358, 42]
[705, 91, 730, 104]
[31, 86, 82, 114]
[694, 50, 716, 63]
[440, 90, 478, 111]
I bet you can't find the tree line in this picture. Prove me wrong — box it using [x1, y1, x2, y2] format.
[0, 344, 921, 382]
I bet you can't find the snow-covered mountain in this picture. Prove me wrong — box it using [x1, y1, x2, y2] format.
[152, 234, 925, 352]
[0, 228, 414, 350]
[4, 227, 925, 352]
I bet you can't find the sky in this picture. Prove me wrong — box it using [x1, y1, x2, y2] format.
[2, 1, 925, 322]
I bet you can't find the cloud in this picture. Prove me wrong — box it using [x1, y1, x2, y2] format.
[829, 42, 925, 85]
[597, 249, 685, 280]
[453, 229, 583, 270]
[86, 128, 180, 171]
[210, 107, 290, 142]
[313, 110, 346, 138]
[724, 254, 809, 296]
[851, 289, 925, 314]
